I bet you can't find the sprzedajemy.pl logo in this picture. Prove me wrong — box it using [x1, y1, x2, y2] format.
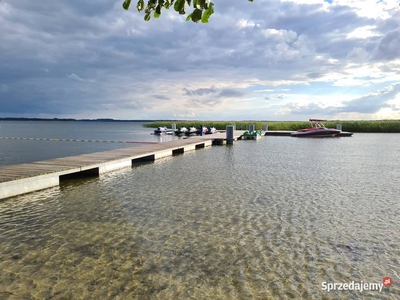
[322, 277, 392, 293]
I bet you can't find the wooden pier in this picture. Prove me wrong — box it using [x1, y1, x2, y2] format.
[0, 131, 245, 200]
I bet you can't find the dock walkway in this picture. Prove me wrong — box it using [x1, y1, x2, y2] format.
[0, 131, 245, 200]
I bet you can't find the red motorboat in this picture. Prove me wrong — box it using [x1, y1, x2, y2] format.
[291, 119, 341, 137]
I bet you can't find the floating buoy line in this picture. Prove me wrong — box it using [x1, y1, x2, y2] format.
[0, 136, 158, 144]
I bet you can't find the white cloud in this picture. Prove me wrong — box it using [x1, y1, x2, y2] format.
[346, 26, 380, 39]
[1, 0, 400, 120]
[237, 19, 257, 28]
[263, 29, 298, 43]
[334, 0, 399, 19]
[67, 73, 84, 82]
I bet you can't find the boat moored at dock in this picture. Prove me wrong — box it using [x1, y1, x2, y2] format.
[242, 130, 263, 140]
[205, 126, 218, 134]
[185, 126, 197, 135]
[174, 127, 188, 135]
[196, 126, 207, 135]
[291, 119, 342, 138]
[154, 126, 173, 135]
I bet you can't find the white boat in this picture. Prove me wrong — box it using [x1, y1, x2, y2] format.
[185, 126, 197, 135]
[205, 126, 218, 134]
[291, 119, 341, 137]
[174, 127, 188, 135]
[154, 126, 168, 135]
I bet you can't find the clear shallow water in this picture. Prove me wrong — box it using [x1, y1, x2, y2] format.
[0, 121, 179, 166]
[0, 127, 400, 299]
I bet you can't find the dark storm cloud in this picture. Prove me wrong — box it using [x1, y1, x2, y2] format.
[307, 72, 325, 79]
[1, 0, 399, 119]
[182, 87, 245, 99]
[216, 89, 246, 98]
[150, 95, 170, 100]
[183, 87, 218, 96]
[372, 29, 400, 61]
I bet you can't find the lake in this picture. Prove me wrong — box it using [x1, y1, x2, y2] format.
[0, 121, 179, 166]
[0, 121, 399, 299]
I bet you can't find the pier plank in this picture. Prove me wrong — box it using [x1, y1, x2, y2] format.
[0, 132, 245, 199]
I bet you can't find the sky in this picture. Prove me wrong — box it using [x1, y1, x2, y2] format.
[0, 0, 400, 121]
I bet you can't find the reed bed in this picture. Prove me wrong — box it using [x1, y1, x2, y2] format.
[144, 120, 400, 133]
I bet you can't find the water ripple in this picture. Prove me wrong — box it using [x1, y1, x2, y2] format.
[1, 134, 400, 299]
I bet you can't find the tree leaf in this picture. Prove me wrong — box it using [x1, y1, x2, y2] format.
[196, 0, 205, 9]
[156, 3, 162, 14]
[191, 8, 202, 22]
[174, 0, 184, 12]
[164, 1, 171, 9]
[201, 2, 213, 23]
[123, 0, 132, 10]
[136, 0, 144, 11]
[166, 0, 174, 7]
[144, 11, 151, 21]
[123, 0, 252, 22]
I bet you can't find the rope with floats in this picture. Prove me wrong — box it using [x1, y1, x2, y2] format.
[0, 137, 158, 144]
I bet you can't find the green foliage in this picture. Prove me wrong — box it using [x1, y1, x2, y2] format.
[123, 0, 132, 10]
[144, 120, 400, 133]
[330, 120, 400, 133]
[201, 2, 214, 23]
[123, 0, 251, 22]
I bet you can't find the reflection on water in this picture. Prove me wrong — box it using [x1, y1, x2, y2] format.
[1, 134, 400, 299]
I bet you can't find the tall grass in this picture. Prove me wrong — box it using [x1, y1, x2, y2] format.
[144, 120, 400, 133]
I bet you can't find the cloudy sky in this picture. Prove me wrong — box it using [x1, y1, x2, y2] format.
[1, 0, 400, 120]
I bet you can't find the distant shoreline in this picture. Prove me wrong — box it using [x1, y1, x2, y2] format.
[1, 117, 398, 122]
[0, 118, 157, 122]
[145, 120, 400, 133]
[0, 118, 399, 132]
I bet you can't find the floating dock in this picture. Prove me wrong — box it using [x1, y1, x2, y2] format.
[0, 131, 245, 200]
